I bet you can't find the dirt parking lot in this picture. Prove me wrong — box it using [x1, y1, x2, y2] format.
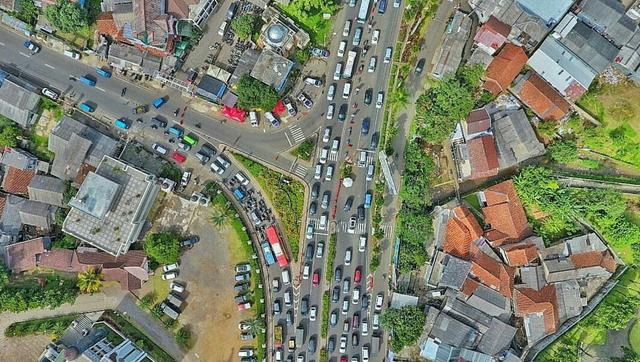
[150, 193, 257, 361]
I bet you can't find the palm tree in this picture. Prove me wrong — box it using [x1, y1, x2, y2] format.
[246, 317, 265, 334]
[390, 86, 410, 110]
[209, 210, 228, 228]
[77, 267, 103, 294]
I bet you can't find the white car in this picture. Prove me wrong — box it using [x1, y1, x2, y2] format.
[393, 0, 400, 7]
[326, 104, 335, 119]
[319, 147, 329, 164]
[180, 170, 192, 187]
[376, 91, 384, 109]
[344, 248, 352, 265]
[41, 88, 59, 100]
[327, 83, 336, 101]
[170, 282, 185, 293]
[368, 57, 377, 73]
[331, 139, 340, 154]
[304, 77, 322, 87]
[334, 63, 343, 81]
[306, 224, 314, 240]
[322, 127, 331, 143]
[347, 216, 356, 234]
[375, 293, 384, 310]
[162, 272, 177, 280]
[343, 20, 352, 37]
[249, 111, 258, 127]
[340, 335, 348, 353]
[384, 47, 392, 63]
[372, 29, 380, 44]
[265, 111, 280, 127]
[310, 306, 317, 321]
[163, 263, 179, 272]
[338, 40, 347, 58]
[314, 163, 322, 179]
[64, 50, 81, 59]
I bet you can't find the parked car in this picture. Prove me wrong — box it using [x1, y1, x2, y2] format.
[163, 263, 179, 272]
[284, 98, 297, 116]
[235, 263, 252, 273]
[180, 170, 192, 187]
[169, 282, 185, 293]
[297, 93, 313, 109]
[310, 47, 330, 58]
[180, 236, 199, 248]
[304, 77, 322, 87]
[41, 88, 59, 100]
[162, 272, 177, 280]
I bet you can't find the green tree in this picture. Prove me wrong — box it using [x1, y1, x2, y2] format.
[236, 75, 279, 111]
[44, 0, 87, 33]
[291, 138, 315, 161]
[380, 306, 426, 351]
[0, 262, 10, 289]
[143, 231, 180, 264]
[389, 86, 410, 110]
[17, 0, 39, 24]
[537, 119, 560, 139]
[77, 267, 102, 294]
[456, 64, 485, 89]
[231, 14, 258, 40]
[209, 210, 228, 228]
[52, 234, 77, 249]
[0, 123, 21, 148]
[175, 326, 194, 350]
[139, 292, 157, 310]
[548, 139, 578, 163]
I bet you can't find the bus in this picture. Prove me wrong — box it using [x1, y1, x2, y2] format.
[261, 242, 276, 266]
[182, 134, 199, 146]
[357, 0, 371, 23]
[95, 67, 112, 78]
[79, 76, 96, 87]
[266, 225, 288, 267]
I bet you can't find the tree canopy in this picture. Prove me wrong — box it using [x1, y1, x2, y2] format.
[548, 139, 578, 163]
[236, 75, 279, 111]
[44, 0, 88, 33]
[0, 262, 9, 289]
[144, 231, 180, 265]
[17, 0, 39, 25]
[381, 306, 426, 351]
[0, 121, 21, 148]
[231, 14, 258, 40]
[77, 267, 102, 294]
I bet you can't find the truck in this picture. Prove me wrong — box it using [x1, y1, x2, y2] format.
[275, 324, 283, 347]
[295, 326, 304, 348]
[357, 0, 371, 23]
[343, 51, 357, 79]
[372, 335, 380, 355]
[261, 242, 276, 266]
[79, 76, 96, 87]
[95, 67, 112, 78]
[153, 97, 167, 108]
[114, 119, 130, 129]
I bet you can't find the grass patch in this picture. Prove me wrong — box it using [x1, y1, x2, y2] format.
[233, 153, 304, 261]
[101, 310, 176, 362]
[321, 291, 329, 338]
[26, 132, 54, 162]
[277, 5, 333, 46]
[5, 314, 78, 338]
[290, 138, 316, 161]
[325, 233, 337, 282]
[630, 320, 640, 353]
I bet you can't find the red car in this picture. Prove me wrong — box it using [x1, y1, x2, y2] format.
[354, 267, 362, 285]
[340, 357, 347, 362]
[171, 151, 186, 163]
[312, 270, 320, 287]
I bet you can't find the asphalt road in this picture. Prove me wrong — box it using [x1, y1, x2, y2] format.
[0, 2, 404, 358]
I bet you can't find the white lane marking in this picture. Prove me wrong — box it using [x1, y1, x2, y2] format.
[18, 51, 30, 57]
[44, 64, 55, 69]
[293, 164, 307, 178]
[284, 131, 293, 146]
[95, 86, 106, 92]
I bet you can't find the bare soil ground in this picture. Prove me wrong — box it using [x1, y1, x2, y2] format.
[145, 194, 253, 361]
[1, 334, 51, 362]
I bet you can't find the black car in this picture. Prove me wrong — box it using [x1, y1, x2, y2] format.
[361, 293, 370, 309]
[361, 118, 370, 135]
[180, 235, 199, 248]
[305, 243, 314, 261]
[338, 104, 348, 122]
[234, 282, 250, 292]
[273, 299, 282, 315]
[308, 336, 317, 353]
[327, 336, 336, 352]
[357, 206, 365, 221]
[286, 309, 294, 325]
[311, 183, 320, 200]
[415, 58, 426, 75]
[364, 88, 373, 105]
[301, 296, 309, 315]
[335, 266, 343, 282]
[309, 201, 317, 215]
[370, 132, 379, 149]
[343, 196, 354, 211]
[331, 286, 340, 302]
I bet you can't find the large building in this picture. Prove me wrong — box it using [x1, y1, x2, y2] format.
[63, 156, 159, 256]
[0, 70, 40, 128]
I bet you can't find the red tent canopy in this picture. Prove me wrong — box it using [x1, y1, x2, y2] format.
[222, 105, 246, 123]
[272, 100, 286, 115]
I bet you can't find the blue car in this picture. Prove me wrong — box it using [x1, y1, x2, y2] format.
[378, 0, 387, 13]
[153, 97, 167, 108]
[114, 119, 130, 129]
[79, 103, 94, 112]
[361, 118, 370, 135]
[23, 40, 40, 53]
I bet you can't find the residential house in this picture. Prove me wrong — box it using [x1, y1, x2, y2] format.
[38, 314, 151, 362]
[230, 48, 261, 84]
[443, 206, 484, 260]
[249, 49, 294, 92]
[195, 75, 227, 102]
[0, 194, 26, 245]
[517, 0, 575, 27]
[483, 43, 528, 96]
[479, 179, 533, 246]
[0, 70, 40, 128]
[474, 16, 511, 55]
[107, 43, 163, 75]
[512, 71, 572, 121]
[0, 0, 16, 11]
[426, 307, 480, 349]
[0, 147, 41, 195]
[420, 337, 494, 362]
[432, 10, 473, 78]
[390, 293, 419, 308]
[28, 175, 66, 207]
[48, 116, 118, 183]
[513, 284, 559, 344]
[5, 237, 149, 290]
[576, 0, 637, 47]
[498, 235, 545, 266]
[63, 156, 159, 256]
[464, 108, 492, 139]
[467, 250, 515, 298]
[467, 135, 500, 180]
[492, 109, 546, 168]
[462, 283, 512, 322]
[18, 199, 57, 231]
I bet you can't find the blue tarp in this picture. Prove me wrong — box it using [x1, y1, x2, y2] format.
[234, 188, 245, 200]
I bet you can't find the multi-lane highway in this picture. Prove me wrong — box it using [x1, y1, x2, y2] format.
[0, 0, 405, 358]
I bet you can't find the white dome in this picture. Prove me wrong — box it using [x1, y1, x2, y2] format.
[266, 24, 287, 45]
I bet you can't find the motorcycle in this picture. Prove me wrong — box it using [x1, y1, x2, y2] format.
[121, 87, 127, 97]
[173, 108, 180, 117]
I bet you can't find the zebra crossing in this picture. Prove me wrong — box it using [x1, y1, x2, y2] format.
[381, 223, 394, 238]
[340, 221, 367, 234]
[293, 163, 307, 178]
[288, 125, 306, 144]
[328, 152, 339, 162]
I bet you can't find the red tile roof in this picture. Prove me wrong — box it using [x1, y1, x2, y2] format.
[515, 72, 571, 121]
[570, 251, 617, 273]
[0, 195, 5, 217]
[2, 167, 35, 194]
[484, 44, 528, 96]
[4, 237, 48, 271]
[461, 278, 481, 296]
[501, 242, 539, 266]
[470, 251, 514, 298]
[474, 16, 511, 52]
[482, 180, 532, 246]
[444, 206, 483, 259]
[468, 135, 499, 180]
[514, 285, 559, 335]
[466, 108, 491, 135]
[96, 12, 120, 38]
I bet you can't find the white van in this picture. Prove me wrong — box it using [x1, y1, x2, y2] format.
[281, 269, 291, 285]
[152, 143, 168, 155]
[384, 47, 393, 63]
[334, 63, 343, 81]
[325, 164, 334, 181]
[238, 348, 254, 357]
[358, 150, 367, 167]
[63, 49, 80, 59]
[331, 139, 340, 154]
[235, 172, 250, 186]
[210, 161, 223, 175]
[362, 346, 370, 362]
[319, 213, 328, 230]
[218, 21, 228, 36]
[343, 20, 352, 37]
[342, 82, 352, 99]
[338, 41, 347, 58]
[303, 263, 311, 279]
[284, 289, 292, 306]
[368, 57, 377, 73]
[249, 111, 258, 127]
[359, 235, 367, 252]
[366, 164, 375, 181]
[319, 147, 329, 164]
